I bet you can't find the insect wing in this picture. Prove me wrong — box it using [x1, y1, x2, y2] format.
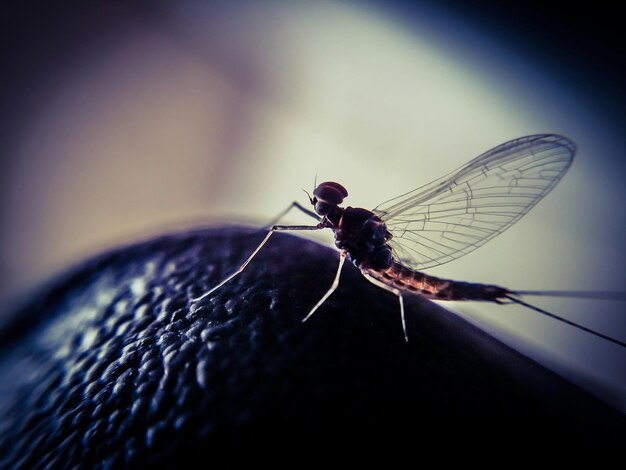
[373, 134, 576, 270]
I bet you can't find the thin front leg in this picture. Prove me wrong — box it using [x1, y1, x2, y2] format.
[302, 252, 346, 322]
[264, 201, 320, 229]
[192, 224, 322, 304]
[361, 271, 408, 342]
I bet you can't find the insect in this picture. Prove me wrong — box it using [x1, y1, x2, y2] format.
[192, 134, 625, 347]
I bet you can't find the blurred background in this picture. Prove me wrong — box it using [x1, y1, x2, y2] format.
[1, 0, 624, 410]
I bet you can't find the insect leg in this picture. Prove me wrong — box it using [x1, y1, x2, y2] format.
[264, 201, 320, 229]
[361, 272, 408, 342]
[192, 224, 322, 304]
[302, 252, 346, 323]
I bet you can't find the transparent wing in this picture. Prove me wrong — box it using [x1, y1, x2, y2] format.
[373, 134, 576, 270]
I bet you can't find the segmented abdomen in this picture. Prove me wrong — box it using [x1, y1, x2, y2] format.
[363, 260, 510, 301]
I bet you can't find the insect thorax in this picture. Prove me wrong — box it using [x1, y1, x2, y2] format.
[333, 207, 392, 270]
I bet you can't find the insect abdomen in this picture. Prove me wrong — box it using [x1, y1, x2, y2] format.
[363, 261, 509, 301]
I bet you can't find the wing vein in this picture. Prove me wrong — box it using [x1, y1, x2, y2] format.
[374, 134, 575, 270]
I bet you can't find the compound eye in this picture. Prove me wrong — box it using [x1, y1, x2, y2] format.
[313, 182, 348, 205]
[315, 201, 332, 215]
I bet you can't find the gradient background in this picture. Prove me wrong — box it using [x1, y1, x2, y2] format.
[1, 1, 625, 410]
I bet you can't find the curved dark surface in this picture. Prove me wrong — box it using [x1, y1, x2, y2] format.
[0, 227, 624, 466]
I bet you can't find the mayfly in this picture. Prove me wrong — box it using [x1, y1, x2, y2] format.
[193, 134, 625, 347]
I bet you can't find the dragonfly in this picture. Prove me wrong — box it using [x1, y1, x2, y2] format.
[192, 134, 626, 347]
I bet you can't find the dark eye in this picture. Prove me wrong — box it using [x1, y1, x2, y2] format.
[315, 201, 332, 215]
[313, 182, 348, 205]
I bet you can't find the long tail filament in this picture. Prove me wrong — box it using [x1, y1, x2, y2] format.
[505, 294, 626, 349]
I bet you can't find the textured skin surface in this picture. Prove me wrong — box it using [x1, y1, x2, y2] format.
[0, 227, 624, 466]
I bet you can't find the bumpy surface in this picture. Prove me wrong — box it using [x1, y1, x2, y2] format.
[0, 227, 623, 466]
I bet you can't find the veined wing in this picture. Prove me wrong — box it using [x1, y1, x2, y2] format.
[373, 134, 576, 270]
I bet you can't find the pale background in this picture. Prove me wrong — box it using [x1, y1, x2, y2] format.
[1, 1, 624, 410]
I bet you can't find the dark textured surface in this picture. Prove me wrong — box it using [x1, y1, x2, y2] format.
[0, 227, 624, 466]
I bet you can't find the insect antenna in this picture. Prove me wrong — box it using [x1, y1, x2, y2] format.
[302, 188, 314, 205]
[504, 294, 626, 349]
